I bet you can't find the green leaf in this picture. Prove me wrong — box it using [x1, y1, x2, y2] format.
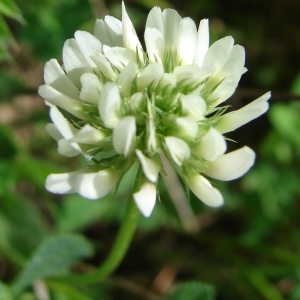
[0, 71, 26, 99]
[12, 234, 94, 294]
[0, 193, 48, 259]
[291, 73, 300, 94]
[48, 282, 94, 300]
[0, 125, 18, 160]
[245, 269, 285, 300]
[14, 153, 64, 189]
[0, 15, 12, 40]
[55, 194, 115, 233]
[166, 281, 215, 300]
[269, 103, 300, 148]
[0, 43, 10, 61]
[0, 0, 24, 23]
[290, 284, 300, 300]
[0, 193, 49, 266]
[0, 280, 13, 300]
[0, 214, 27, 266]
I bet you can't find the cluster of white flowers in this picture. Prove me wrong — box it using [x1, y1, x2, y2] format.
[39, 2, 270, 217]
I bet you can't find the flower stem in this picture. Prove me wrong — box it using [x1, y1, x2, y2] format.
[92, 198, 140, 280]
[52, 199, 140, 285]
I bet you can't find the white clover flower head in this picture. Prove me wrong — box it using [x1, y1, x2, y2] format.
[40, 2, 270, 217]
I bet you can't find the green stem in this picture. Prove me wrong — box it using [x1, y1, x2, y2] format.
[93, 198, 140, 280]
[245, 269, 285, 300]
[52, 199, 140, 285]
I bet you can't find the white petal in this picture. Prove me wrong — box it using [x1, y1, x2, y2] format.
[129, 92, 144, 111]
[133, 181, 157, 217]
[181, 94, 206, 121]
[91, 53, 117, 81]
[207, 45, 246, 107]
[104, 16, 123, 45]
[204, 146, 255, 181]
[46, 105, 83, 156]
[74, 30, 102, 60]
[184, 174, 224, 207]
[159, 73, 177, 90]
[202, 36, 234, 70]
[46, 169, 119, 200]
[216, 92, 271, 133]
[137, 63, 164, 90]
[117, 62, 138, 98]
[144, 27, 164, 64]
[146, 6, 164, 34]
[136, 149, 160, 183]
[121, 2, 143, 53]
[194, 19, 209, 67]
[218, 45, 245, 81]
[44, 59, 79, 99]
[80, 73, 102, 105]
[162, 8, 182, 52]
[176, 17, 197, 65]
[193, 127, 227, 161]
[39, 85, 86, 120]
[165, 136, 191, 166]
[58, 139, 81, 157]
[66, 68, 94, 89]
[94, 16, 123, 47]
[46, 172, 78, 194]
[46, 123, 62, 141]
[206, 80, 238, 107]
[44, 59, 65, 84]
[174, 65, 215, 85]
[75, 169, 119, 199]
[176, 117, 199, 139]
[112, 116, 136, 156]
[98, 82, 121, 128]
[103, 45, 136, 71]
[71, 124, 106, 144]
[63, 38, 93, 72]
[48, 104, 77, 139]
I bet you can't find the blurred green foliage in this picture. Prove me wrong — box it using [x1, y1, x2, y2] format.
[0, 0, 24, 60]
[0, 0, 299, 299]
[166, 282, 215, 300]
[12, 234, 94, 294]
